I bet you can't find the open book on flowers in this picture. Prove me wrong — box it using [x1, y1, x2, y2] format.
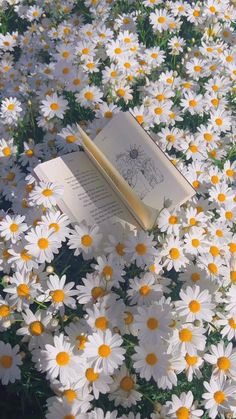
[34, 112, 195, 231]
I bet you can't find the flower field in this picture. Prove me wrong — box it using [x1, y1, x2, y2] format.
[1, 0, 236, 418]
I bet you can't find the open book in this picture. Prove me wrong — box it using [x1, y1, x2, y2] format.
[34, 112, 195, 231]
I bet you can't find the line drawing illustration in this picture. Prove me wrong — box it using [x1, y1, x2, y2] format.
[115, 144, 164, 199]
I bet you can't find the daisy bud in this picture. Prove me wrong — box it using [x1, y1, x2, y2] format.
[20, 351, 26, 360]
[154, 402, 162, 413]
[2, 320, 11, 329]
[193, 319, 201, 327]
[73, 316, 80, 322]
[63, 315, 68, 322]
[46, 265, 54, 273]
[51, 318, 59, 328]
[2, 275, 10, 283]
[28, 100, 32, 105]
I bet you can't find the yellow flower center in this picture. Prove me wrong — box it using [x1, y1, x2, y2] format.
[0, 304, 10, 317]
[81, 234, 93, 247]
[230, 271, 236, 283]
[156, 94, 165, 101]
[91, 286, 105, 300]
[185, 353, 198, 366]
[229, 318, 236, 328]
[169, 215, 178, 224]
[49, 223, 60, 232]
[98, 344, 111, 358]
[73, 78, 81, 85]
[176, 407, 190, 419]
[146, 353, 158, 365]
[167, 134, 175, 142]
[214, 391, 225, 404]
[158, 16, 166, 24]
[217, 357, 231, 371]
[192, 238, 200, 248]
[2, 147, 11, 157]
[135, 243, 147, 255]
[208, 263, 218, 275]
[209, 6, 216, 13]
[211, 98, 219, 107]
[211, 175, 219, 184]
[192, 180, 200, 189]
[204, 133, 213, 141]
[56, 351, 70, 366]
[210, 246, 220, 257]
[189, 217, 197, 225]
[189, 100, 197, 107]
[169, 247, 180, 259]
[117, 88, 125, 97]
[42, 188, 53, 196]
[179, 328, 192, 342]
[95, 316, 108, 330]
[191, 272, 200, 283]
[0, 355, 13, 368]
[51, 290, 65, 303]
[7, 103, 15, 111]
[64, 415, 75, 419]
[66, 135, 76, 143]
[84, 92, 94, 100]
[124, 311, 133, 325]
[102, 265, 113, 278]
[147, 317, 159, 330]
[226, 169, 234, 177]
[104, 111, 113, 119]
[120, 376, 134, 391]
[189, 300, 201, 313]
[215, 118, 222, 126]
[64, 389, 76, 403]
[194, 65, 202, 72]
[17, 284, 30, 298]
[115, 242, 125, 256]
[139, 285, 151, 296]
[29, 320, 44, 336]
[85, 368, 99, 382]
[136, 115, 144, 124]
[38, 238, 49, 249]
[10, 223, 19, 233]
[229, 243, 236, 253]
[154, 107, 163, 115]
[50, 103, 59, 111]
[63, 67, 70, 74]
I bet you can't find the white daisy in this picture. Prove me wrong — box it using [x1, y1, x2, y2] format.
[40, 93, 68, 120]
[0, 341, 22, 385]
[83, 329, 125, 375]
[0, 214, 28, 243]
[29, 181, 64, 209]
[175, 285, 215, 322]
[132, 342, 170, 382]
[203, 376, 236, 419]
[33, 333, 82, 386]
[46, 274, 78, 315]
[25, 225, 61, 263]
[166, 391, 203, 418]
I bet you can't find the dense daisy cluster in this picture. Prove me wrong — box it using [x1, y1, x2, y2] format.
[0, 0, 236, 417]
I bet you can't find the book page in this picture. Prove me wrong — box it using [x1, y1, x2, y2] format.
[34, 151, 138, 228]
[94, 112, 195, 211]
[78, 125, 157, 230]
